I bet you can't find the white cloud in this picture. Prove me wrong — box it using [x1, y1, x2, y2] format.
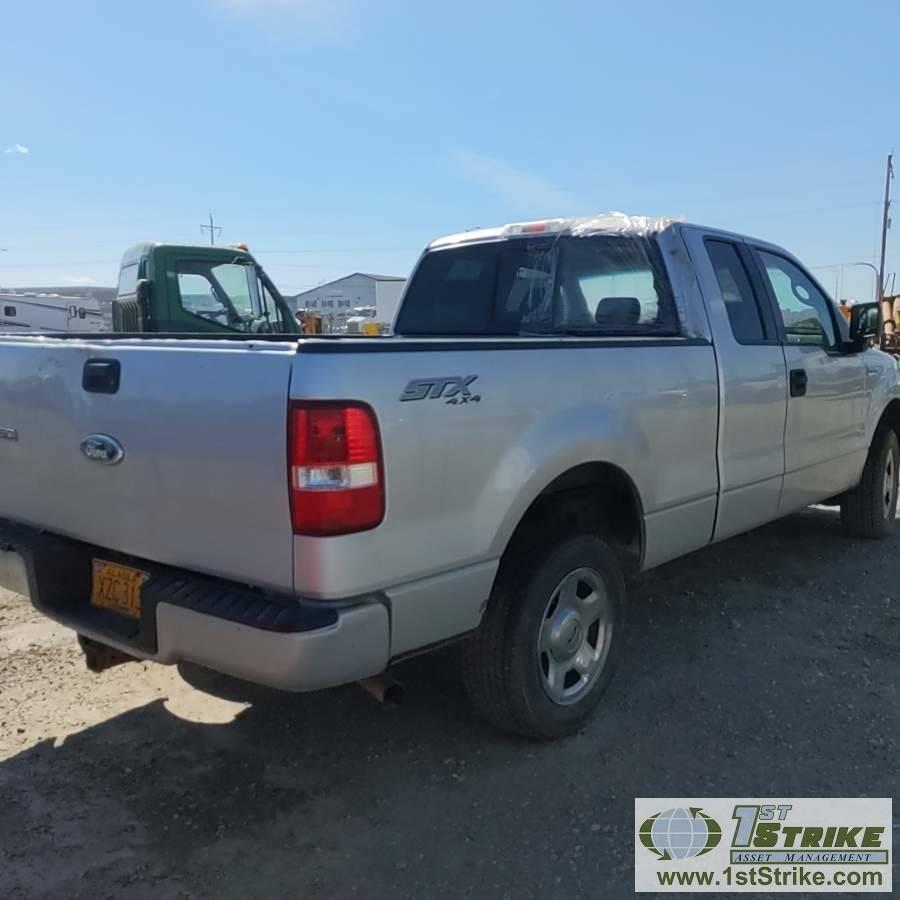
[212, 0, 354, 40]
[62, 276, 99, 286]
[450, 148, 578, 214]
[4, 144, 29, 155]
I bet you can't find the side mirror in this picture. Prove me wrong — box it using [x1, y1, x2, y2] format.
[847, 302, 880, 352]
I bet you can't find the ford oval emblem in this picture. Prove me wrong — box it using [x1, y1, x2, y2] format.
[80, 434, 125, 466]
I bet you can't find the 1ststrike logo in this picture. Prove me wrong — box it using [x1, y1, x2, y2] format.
[640, 808, 723, 861]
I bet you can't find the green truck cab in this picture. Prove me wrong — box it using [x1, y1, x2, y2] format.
[113, 243, 299, 335]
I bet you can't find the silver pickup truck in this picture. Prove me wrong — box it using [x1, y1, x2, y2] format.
[1, 214, 897, 739]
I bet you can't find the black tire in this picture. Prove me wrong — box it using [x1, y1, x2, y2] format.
[840, 427, 899, 539]
[462, 532, 626, 740]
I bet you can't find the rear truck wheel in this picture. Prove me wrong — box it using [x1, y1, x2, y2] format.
[462, 533, 625, 740]
[840, 427, 899, 539]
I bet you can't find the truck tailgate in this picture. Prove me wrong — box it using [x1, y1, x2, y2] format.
[0, 338, 297, 592]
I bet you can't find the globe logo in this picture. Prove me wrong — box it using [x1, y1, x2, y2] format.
[639, 808, 722, 861]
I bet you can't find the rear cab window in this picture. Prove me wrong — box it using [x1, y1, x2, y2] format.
[395, 235, 679, 336]
[117, 262, 139, 297]
[704, 239, 768, 344]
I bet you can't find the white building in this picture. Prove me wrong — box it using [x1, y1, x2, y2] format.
[291, 272, 406, 330]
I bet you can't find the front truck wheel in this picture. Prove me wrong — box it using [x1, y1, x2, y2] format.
[462, 533, 626, 740]
[841, 427, 899, 538]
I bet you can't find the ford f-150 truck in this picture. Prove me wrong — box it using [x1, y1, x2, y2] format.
[0, 213, 896, 739]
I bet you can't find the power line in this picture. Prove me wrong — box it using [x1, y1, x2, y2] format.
[258, 262, 404, 270]
[0, 248, 418, 267]
[733, 201, 882, 222]
[256, 247, 418, 254]
[0, 259, 120, 268]
[0, 255, 409, 269]
[809, 259, 879, 270]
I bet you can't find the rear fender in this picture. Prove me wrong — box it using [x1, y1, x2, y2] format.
[485, 402, 649, 559]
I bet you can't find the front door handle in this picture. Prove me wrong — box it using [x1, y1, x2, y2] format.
[789, 368, 808, 398]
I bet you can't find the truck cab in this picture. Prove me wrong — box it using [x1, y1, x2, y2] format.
[112, 242, 299, 335]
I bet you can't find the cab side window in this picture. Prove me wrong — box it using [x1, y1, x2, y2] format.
[705, 240, 766, 343]
[174, 261, 256, 332]
[758, 251, 837, 350]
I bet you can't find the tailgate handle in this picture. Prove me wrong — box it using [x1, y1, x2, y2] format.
[83, 359, 121, 394]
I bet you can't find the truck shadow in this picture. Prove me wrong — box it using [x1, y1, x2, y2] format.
[2, 506, 897, 898]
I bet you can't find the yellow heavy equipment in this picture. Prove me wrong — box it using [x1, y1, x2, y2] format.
[297, 311, 324, 334]
[881, 295, 900, 353]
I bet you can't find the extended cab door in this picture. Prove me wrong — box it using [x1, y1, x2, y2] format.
[750, 247, 868, 512]
[681, 227, 788, 540]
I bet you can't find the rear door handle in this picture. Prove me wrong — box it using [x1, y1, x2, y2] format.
[789, 368, 807, 398]
[83, 358, 121, 394]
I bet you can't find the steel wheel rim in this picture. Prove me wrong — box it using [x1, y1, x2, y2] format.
[884, 446, 897, 520]
[536, 567, 613, 706]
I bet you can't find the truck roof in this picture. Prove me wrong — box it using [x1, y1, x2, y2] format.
[425, 212, 787, 261]
[427, 212, 682, 250]
[119, 242, 255, 266]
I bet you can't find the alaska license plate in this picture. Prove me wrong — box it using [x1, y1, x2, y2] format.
[90, 560, 148, 619]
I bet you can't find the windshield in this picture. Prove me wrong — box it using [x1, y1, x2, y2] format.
[395, 235, 679, 337]
[174, 259, 295, 333]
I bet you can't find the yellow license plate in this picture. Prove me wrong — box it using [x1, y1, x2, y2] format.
[90, 560, 148, 619]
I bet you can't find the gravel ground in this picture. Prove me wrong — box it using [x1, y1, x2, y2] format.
[1, 507, 898, 899]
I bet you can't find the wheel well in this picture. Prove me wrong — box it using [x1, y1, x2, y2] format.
[504, 463, 643, 575]
[878, 399, 900, 438]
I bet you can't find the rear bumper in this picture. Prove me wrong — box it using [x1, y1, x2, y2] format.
[150, 602, 389, 691]
[0, 521, 389, 691]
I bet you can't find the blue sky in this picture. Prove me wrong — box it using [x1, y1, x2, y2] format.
[1, 0, 898, 299]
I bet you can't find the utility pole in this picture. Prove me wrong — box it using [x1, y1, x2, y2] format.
[878, 153, 893, 303]
[200, 213, 221, 246]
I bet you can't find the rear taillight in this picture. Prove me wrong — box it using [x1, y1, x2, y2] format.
[288, 402, 384, 536]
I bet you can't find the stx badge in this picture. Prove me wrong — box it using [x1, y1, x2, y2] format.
[399, 375, 481, 405]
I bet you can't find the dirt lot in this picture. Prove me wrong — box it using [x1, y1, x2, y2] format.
[1, 507, 898, 899]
